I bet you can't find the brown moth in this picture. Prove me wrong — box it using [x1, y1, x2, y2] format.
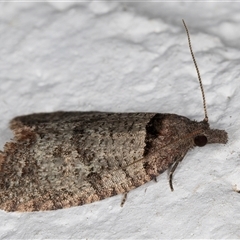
[0, 20, 228, 212]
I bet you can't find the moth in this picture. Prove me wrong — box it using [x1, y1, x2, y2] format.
[0, 20, 228, 212]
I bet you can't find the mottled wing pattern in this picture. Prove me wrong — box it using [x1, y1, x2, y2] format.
[0, 112, 156, 211]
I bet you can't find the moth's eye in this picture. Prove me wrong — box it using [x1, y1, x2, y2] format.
[194, 135, 208, 147]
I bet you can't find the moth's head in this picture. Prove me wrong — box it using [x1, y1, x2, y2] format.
[148, 114, 228, 149]
[193, 119, 228, 147]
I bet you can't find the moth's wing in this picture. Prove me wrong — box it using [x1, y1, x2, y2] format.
[9, 111, 155, 169]
[0, 111, 156, 211]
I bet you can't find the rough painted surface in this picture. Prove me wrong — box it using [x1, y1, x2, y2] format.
[0, 2, 239, 239]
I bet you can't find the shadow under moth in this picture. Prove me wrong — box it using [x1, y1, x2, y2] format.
[0, 20, 228, 212]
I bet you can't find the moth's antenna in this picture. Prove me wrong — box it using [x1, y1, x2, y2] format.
[182, 19, 208, 122]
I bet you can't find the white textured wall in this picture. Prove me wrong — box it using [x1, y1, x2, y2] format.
[0, 2, 239, 239]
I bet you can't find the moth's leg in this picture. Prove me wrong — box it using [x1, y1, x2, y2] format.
[149, 174, 157, 182]
[169, 161, 179, 191]
[169, 149, 189, 191]
[121, 193, 128, 207]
